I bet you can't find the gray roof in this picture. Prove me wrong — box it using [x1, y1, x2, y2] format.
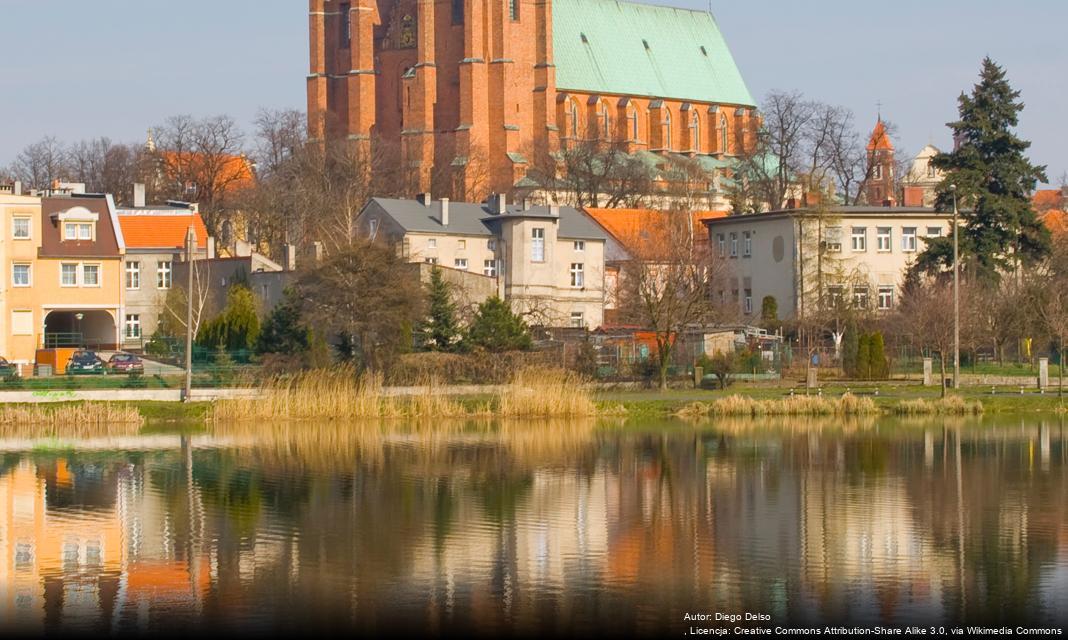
[703, 206, 949, 227]
[364, 197, 609, 241]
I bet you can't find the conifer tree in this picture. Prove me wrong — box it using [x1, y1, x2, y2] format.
[420, 267, 462, 352]
[916, 58, 1050, 281]
[856, 333, 871, 380]
[841, 321, 859, 378]
[464, 296, 532, 353]
[868, 331, 888, 380]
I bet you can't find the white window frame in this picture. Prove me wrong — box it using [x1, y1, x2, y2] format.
[902, 227, 918, 252]
[457, 239, 466, 250]
[570, 263, 584, 288]
[851, 227, 867, 252]
[853, 285, 870, 308]
[717, 234, 726, 257]
[64, 222, 93, 241]
[60, 263, 79, 287]
[157, 260, 173, 289]
[488, 238, 496, 251]
[926, 226, 943, 238]
[877, 286, 894, 311]
[876, 227, 892, 252]
[12, 217, 31, 240]
[454, 258, 468, 271]
[744, 289, 753, 314]
[729, 232, 738, 257]
[742, 231, 752, 257]
[125, 314, 142, 339]
[12, 263, 31, 287]
[574, 240, 585, 252]
[424, 257, 438, 265]
[81, 263, 101, 287]
[125, 261, 141, 290]
[824, 226, 843, 253]
[570, 311, 585, 329]
[531, 228, 545, 263]
[483, 259, 497, 277]
[427, 238, 437, 249]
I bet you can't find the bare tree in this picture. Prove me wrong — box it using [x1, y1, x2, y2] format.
[9, 136, 68, 191]
[523, 140, 656, 209]
[67, 138, 149, 203]
[157, 260, 213, 343]
[616, 210, 730, 389]
[1034, 235, 1068, 399]
[896, 276, 962, 397]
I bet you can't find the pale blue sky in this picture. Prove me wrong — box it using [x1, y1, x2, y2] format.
[2, 0, 1064, 183]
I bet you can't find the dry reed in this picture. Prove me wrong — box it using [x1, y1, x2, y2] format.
[496, 367, 600, 418]
[0, 402, 143, 436]
[678, 393, 878, 419]
[891, 396, 984, 416]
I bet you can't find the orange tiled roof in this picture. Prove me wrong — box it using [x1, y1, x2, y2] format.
[584, 208, 728, 248]
[867, 120, 894, 151]
[118, 214, 208, 249]
[1033, 189, 1064, 212]
[159, 152, 255, 193]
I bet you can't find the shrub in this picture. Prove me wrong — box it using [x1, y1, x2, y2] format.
[464, 297, 532, 353]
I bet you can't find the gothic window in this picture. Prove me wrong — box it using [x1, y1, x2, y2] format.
[599, 102, 611, 140]
[568, 98, 579, 138]
[629, 106, 639, 142]
[509, 0, 519, 21]
[452, 0, 464, 24]
[662, 110, 672, 151]
[690, 112, 700, 153]
[720, 114, 729, 153]
[340, 3, 351, 47]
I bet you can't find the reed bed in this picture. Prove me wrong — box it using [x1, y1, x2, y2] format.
[212, 365, 606, 422]
[678, 393, 878, 419]
[0, 402, 143, 436]
[891, 396, 985, 416]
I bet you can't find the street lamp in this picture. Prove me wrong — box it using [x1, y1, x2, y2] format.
[75, 312, 84, 348]
[951, 184, 960, 390]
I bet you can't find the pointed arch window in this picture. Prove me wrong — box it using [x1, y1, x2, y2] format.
[690, 112, 701, 153]
[629, 107, 639, 142]
[568, 98, 579, 138]
[599, 102, 611, 140]
[720, 113, 729, 154]
[662, 110, 672, 151]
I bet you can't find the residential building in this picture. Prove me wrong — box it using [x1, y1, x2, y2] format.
[905, 144, 944, 207]
[703, 206, 953, 321]
[0, 194, 126, 364]
[172, 241, 293, 324]
[359, 194, 607, 328]
[116, 189, 211, 351]
[1034, 187, 1068, 236]
[308, 0, 757, 199]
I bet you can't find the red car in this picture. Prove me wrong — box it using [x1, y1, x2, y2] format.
[107, 353, 144, 374]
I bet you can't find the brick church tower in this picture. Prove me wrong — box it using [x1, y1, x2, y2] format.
[309, 0, 757, 202]
[865, 118, 896, 205]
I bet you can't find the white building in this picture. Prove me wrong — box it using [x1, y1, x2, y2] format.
[906, 144, 945, 207]
[703, 206, 953, 321]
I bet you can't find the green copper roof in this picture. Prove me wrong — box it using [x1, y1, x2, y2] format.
[552, 0, 755, 107]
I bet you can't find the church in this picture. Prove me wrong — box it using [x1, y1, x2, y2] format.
[307, 0, 758, 200]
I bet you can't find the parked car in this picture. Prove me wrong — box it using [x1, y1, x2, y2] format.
[107, 353, 144, 374]
[0, 357, 17, 378]
[67, 350, 105, 375]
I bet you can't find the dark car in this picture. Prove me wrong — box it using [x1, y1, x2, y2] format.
[107, 353, 144, 374]
[0, 357, 17, 378]
[67, 350, 105, 375]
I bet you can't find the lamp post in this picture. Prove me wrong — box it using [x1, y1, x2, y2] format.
[183, 225, 195, 402]
[951, 184, 960, 390]
[75, 312, 84, 348]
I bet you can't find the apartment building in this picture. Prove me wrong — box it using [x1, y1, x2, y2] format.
[359, 195, 608, 329]
[703, 206, 953, 320]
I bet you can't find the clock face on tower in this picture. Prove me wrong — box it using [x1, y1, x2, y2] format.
[399, 14, 416, 48]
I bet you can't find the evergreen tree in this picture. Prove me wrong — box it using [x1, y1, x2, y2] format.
[760, 296, 779, 330]
[916, 58, 1050, 281]
[256, 288, 308, 355]
[868, 331, 888, 380]
[420, 267, 462, 352]
[856, 333, 871, 380]
[198, 284, 261, 352]
[841, 321, 859, 378]
[464, 296, 532, 353]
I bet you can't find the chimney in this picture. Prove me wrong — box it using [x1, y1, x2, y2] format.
[133, 183, 146, 208]
[285, 243, 297, 271]
[417, 192, 432, 207]
[549, 204, 560, 218]
[494, 193, 507, 215]
[13, 181, 21, 196]
[440, 198, 450, 226]
[207, 236, 216, 259]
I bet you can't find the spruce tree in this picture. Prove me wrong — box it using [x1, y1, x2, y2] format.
[464, 296, 532, 353]
[842, 321, 859, 378]
[256, 288, 309, 356]
[868, 331, 888, 380]
[856, 333, 871, 380]
[421, 267, 462, 352]
[916, 58, 1050, 281]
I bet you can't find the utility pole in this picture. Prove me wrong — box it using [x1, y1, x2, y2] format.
[183, 225, 195, 401]
[951, 184, 960, 390]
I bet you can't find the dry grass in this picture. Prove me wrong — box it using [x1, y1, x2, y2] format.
[678, 393, 878, 419]
[892, 396, 984, 416]
[0, 403, 143, 436]
[212, 365, 605, 422]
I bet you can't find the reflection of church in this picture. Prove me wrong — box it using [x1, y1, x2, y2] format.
[308, 0, 759, 199]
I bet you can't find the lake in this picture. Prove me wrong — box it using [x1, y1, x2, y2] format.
[0, 416, 1065, 636]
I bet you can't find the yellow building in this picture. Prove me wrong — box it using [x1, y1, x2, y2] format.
[0, 193, 126, 365]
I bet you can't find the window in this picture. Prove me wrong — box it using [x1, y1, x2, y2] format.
[878, 286, 894, 311]
[427, 238, 437, 249]
[629, 107, 640, 141]
[488, 238, 496, 251]
[570, 263, 584, 288]
[451, 0, 464, 24]
[61, 263, 78, 286]
[574, 240, 585, 252]
[458, 239, 466, 250]
[926, 226, 943, 238]
[827, 285, 845, 306]
[729, 232, 738, 257]
[568, 99, 579, 138]
[12, 263, 30, 287]
[717, 233, 726, 256]
[690, 112, 700, 153]
[157, 260, 172, 289]
[531, 228, 545, 262]
[927, 163, 937, 178]
[64, 222, 92, 241]
[720, 114, 729, 153]
[570, 312, 585, 329]
[483, 259, 497, 277]
[599, 102, 611, 139]
[454, 258, 468, 270]
[873, 164, 882, 180]
[340, 3, 352, 45]
[853, 285, 870, 309]
[11, 310, 32, 336]
[876, 227, 892, 252]
[82, 264, 99, 286]
[902, 227, 918, 252]
[851, 227, 867, 252]
[824, 226, 843, 252]
[125, 314, 141, 339]
[509, 0, 519, 21]
[368, 218, 379, 238]
[662, 110, 672, 150]
[744, 289, 753, 314]
[742, 231, 752, 257]
[424, 257, 438, 265]
[12, 217, 30, 239]
[125, 261, 140, 289]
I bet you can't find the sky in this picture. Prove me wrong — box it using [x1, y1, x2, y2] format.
[1, 0, 1065, 184]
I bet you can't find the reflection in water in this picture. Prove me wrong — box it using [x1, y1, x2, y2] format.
[0, 417, 1064, 634]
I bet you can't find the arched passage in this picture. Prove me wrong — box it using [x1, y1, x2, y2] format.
[43, 309, 118, 350]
